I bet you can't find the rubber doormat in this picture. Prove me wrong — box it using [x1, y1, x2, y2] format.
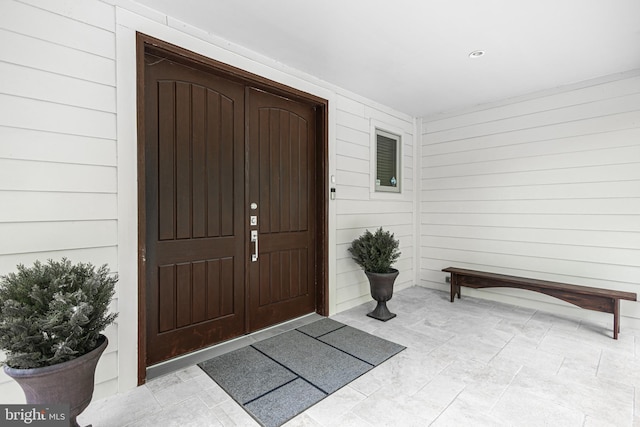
[198, 318, 405, 427]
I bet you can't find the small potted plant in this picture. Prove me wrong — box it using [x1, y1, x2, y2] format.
[0, 258, 118, 427]
[348, 227, 401, 321]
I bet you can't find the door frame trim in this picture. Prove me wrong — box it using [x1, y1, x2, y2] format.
[136, 33, 329, 385]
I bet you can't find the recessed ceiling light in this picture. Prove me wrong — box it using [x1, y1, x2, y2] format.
[469, 50, 485, 58]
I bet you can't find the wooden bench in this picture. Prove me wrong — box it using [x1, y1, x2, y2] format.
[442, 267, 637, 339]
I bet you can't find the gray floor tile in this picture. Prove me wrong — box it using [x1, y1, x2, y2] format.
[490, 388, 585, 427]
[303, 386, 367, 425]
[125, 396, 222, 427]
[79, 286, 640, 427]
[430, 395, 508, 427]
[78, 385, 161, 427]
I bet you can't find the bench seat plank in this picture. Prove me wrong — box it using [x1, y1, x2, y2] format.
[442, 267, 637, 339]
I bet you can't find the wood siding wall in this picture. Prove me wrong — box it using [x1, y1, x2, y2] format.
[334, 95, 416, 313]
[420, 72, 640, 323]
[0, 0, 119, 402]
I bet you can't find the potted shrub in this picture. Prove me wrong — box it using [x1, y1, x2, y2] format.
[0, 258, 118, 427]
[348, 227, 401, 321]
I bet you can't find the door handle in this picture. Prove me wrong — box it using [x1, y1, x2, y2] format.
[251, 230, 259, 262]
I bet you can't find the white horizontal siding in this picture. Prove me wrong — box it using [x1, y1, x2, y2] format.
[0, 159, 116, 193]
[13, 0, 115, 32]
[0, 221, 117, 255]
[0, 95, 116, 139]
[0, 0, 118, 403]
[0, 192, 117, 222]
[422, 163, 640, 190]
[423, 110, 640, 157]
[423, 198, 640, 215]
[1, 1, 115, 59]
[424, 92, 640, 146]
[420, 72, 640, 323]
[423, 127, 640, 166]
[0, 127, 116, 166]
[425, 76, 640, 133]
[423, 213, 640, 233]
[0, 62, 116, 113]
[422, 180, 640, 201]
[423, 145, 640, 179]
[422, 224, 640, 250]
[0, 247, 118, 276]
[335, 93, 416, 313]
[1, 29, 115, 86]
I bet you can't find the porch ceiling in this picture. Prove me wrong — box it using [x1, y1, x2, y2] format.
[134, 0, 640, 117]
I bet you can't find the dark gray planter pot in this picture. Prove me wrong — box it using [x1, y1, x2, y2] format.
[365, 268, 399, 321]
[3, 335, 108, 427]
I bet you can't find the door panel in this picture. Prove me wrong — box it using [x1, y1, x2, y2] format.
[143, 49, 322, 368]
[144, 54, 245, 366]
[248, 88, 317, 330]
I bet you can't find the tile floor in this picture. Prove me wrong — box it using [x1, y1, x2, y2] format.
[78, 286, 640, 426]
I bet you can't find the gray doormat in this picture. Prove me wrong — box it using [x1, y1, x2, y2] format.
[198, 318, 405, 427]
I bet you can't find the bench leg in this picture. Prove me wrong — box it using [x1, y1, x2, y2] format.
[613, 299, 620, 340]
[450, 274, 460, 302]
[450, 276, 455, 302]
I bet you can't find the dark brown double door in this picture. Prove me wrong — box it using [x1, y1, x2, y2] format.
[142, 47, 322, 367]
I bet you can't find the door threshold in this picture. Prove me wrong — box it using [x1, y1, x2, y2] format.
[146, 312, 324, 381]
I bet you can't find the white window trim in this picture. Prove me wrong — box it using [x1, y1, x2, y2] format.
[370, 119, 405, 199]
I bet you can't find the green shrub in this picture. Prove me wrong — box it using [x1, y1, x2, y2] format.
[348, 227, 401, 274]
[0, 259, 118, 369]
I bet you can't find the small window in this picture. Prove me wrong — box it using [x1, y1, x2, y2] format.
[375, 129, 400, 193]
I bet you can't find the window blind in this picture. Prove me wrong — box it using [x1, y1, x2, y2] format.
[377, 134, 397, 187]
